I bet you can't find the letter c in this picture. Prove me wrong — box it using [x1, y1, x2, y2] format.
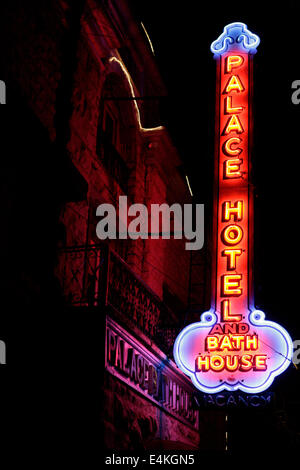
[223, 137, 243, 156]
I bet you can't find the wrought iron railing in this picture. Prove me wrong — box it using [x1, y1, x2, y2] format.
[57, 244, 104, 307]
[57, 244, 178, 352]
[107, 250, 161, 338]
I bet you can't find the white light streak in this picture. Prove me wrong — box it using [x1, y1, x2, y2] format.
[109, 56, 163, 133]
[141, 22, 155, 55]
[185, 175, 193, 197]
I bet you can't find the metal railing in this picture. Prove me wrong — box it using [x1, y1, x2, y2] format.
[57, 243, 178, 353]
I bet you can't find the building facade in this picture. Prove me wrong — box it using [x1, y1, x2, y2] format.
[0, 0, 211, 451]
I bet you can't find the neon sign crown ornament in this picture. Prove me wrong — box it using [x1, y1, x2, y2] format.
[210, 22, 260, 55]
[174, 23, 293, 394]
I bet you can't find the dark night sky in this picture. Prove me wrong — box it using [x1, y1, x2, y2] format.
[0, 0, 299, 453]
[128, 0, 300, 342]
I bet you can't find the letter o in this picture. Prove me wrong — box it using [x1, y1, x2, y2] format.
[222, 224, 243, 245]
[210, 355, 225, 371]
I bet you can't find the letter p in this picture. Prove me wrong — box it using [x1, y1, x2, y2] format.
[226, 55, 244, 73]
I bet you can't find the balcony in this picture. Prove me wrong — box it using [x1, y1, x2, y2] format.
[57, 244, 178, 355]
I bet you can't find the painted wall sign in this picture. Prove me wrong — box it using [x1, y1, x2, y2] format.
[105, 316, 199, 428]
[174, 23, 293, 394]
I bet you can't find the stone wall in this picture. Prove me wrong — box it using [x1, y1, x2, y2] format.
[103, 372, 200, 451]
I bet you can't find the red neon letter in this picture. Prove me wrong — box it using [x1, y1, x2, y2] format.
[223, 137, 243, 156]
[210, 356, 225, 371]
[225, 355, 239, 371]
[245, 335, 258, 350]
[223, 114, 244, 134]
[224, 75, 244, 93]
[206, 336, 219, 351]
[239, 354, 253, 371]
[222, 249, 242, 270]
[222, 274, 242, 296]
[226, 55, 244, 73]
[195, 355, 209, 372]
[224, 158, 243, 178]
[221, 224, 243, 245]
[224, 96, 243, 114]
[253, 355, 267, 371]
[222, 200, 243, 222]
[221, 299, 242, 323]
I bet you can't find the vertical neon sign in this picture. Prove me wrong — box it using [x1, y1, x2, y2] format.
[174, 23, 293, 393]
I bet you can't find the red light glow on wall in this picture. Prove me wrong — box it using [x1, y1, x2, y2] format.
[174, 23, 293, 393]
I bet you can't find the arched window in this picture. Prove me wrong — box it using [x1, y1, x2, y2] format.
[96, 72, 137, 195]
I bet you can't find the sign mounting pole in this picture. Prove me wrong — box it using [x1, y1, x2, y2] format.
[174, 23, 293, 394]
